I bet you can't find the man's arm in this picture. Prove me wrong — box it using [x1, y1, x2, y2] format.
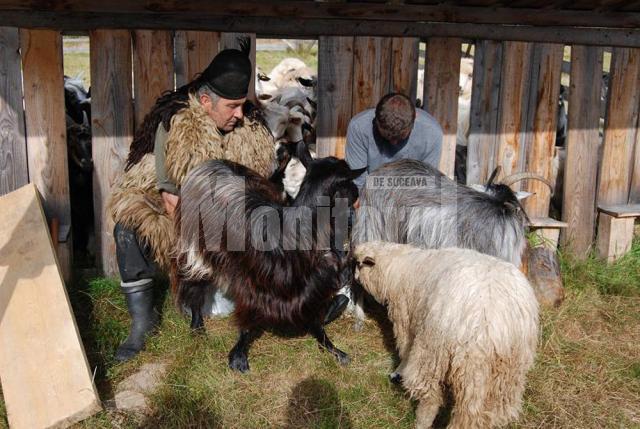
[154, 123, 180, 196]
[153, 123, 180, 217]
[345, 121, 369, 190]
[422, 118, 444, 170]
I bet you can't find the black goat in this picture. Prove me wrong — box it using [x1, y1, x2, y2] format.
[64, 76, 94, 262]
[174, 143, 363, 372]
[64, 76, 91, 125]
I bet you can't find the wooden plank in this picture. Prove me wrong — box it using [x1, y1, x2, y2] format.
[221, 32, 256, 103]
[529, 217, 568, 228]
[317, 36, 354, 158]
[630, 104, 640, 203]
[533, 227, 561, 249]
[467, 40, 502, 185]
[90, 30, 134, 277]
[2, 13, 640, 47]
[495, 41, 533, 187]
[390, 37, 419, 103]
[175, 30, 220, 88]
[423, 37, 462, 178]
[560, 45, 603, 257]
[0, 27, 28, 195]
[596, 212, 635, 262]
[352, 37, 392, 115]
[522, 43, 564, 218]
[133, 30, 174, 130]
[0, 184, 101, 429]
[0, 1, 640, 30]
[597, 47, 640, 206]
[598, 203, 640, 218]
[20, 28, 72, 281]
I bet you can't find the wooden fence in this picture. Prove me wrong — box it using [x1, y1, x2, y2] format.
[1, 27, 639, 278]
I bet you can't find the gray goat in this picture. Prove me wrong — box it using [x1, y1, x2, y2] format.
[348, 158, 552, 327]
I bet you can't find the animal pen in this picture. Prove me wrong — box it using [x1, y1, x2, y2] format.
[0, 0, 639, 283]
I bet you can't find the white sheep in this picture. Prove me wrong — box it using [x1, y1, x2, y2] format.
[268, 57, 312, 89]
[353, 241, 539, 429]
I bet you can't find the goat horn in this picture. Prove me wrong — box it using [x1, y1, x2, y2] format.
[501, 172, 555, 193]
[485, 166, 502, 189]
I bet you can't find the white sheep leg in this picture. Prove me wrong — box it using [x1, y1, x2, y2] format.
[447, 361, 489, 429]
[414, 390, 443, 429]
[353, 294, 366, 331]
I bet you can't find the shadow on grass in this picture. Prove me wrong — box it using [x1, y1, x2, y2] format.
[285, 377, 351, 429]
[361, 293, 401, 369]
[138, 390, 222, 429]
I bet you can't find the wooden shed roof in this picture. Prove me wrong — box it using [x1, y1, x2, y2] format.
[0, 1, 639, 46]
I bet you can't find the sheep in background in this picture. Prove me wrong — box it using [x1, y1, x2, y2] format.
[268, 57, 316, 92]
[353, 241, 539, 429]
[64, 75, 95, 260]
[64, 75, 91, 125]
[268, 57, 307, 86]
[255, 68, 279, 102]
[258, 83, 318, 200]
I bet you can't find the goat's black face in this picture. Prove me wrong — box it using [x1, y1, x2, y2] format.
[487, 184, 527, 217]
[299, 157, 364, 205]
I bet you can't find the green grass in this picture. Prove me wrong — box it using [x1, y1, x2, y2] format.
[256, 47, 318, 75]
[1, 238, 637, 428]
[560, 236, 640, 297]
[64, 51, 91, 87]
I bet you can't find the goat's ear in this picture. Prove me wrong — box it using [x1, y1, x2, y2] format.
[297, 77, 315, 87]
[273, 143, 293, 173]
[514, 191, 533, 201]
[347, 167, 367, 180]
[295, 141, 314, 168]
[361, 256, 376, 267]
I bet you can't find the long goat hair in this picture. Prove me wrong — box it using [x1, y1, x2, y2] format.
[348, 158, 552, 328]
[352, 159, 553, 266]
[174, 142, 364, 372]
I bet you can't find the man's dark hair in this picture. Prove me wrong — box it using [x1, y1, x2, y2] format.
[374, 93, 416, 142]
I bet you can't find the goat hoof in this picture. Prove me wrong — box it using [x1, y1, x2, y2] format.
[190, 319, 205, 334]
[191, 325, 206, 336]
[389, 372, 403, 385]
[229, 352, 250, 373]
[335, 350, 350, 366]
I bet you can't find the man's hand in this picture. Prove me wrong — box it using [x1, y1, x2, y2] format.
[161, 192, 180, 218]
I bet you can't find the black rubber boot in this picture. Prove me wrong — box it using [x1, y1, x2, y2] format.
[115, 280, 159, 362]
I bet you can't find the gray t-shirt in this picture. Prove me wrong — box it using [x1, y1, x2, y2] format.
[345, 108, 443, 189]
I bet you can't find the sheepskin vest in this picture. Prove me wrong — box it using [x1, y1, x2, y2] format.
[109, 95, 275, 270]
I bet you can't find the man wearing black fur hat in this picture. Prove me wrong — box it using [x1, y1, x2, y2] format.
[108, 39, 274, 362]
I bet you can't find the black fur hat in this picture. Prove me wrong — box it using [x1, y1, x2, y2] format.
[201, 37, 252, 100]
